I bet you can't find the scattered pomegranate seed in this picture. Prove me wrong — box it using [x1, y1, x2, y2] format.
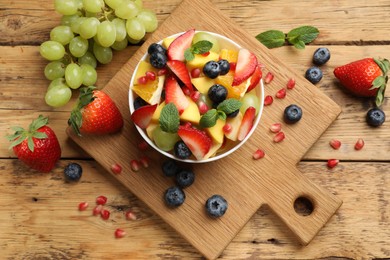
[286, 78, 296, 89]
[125, 210, 137, 220]
[115, 228, 126, 238]
[96, 195, 108, 205]
[191, 68, 201, 78]
[264, 95, 273, 106]
[327, 159, 339, 169]
[270, 123, 282, 133]
[100, 209, 110, 220]
[257, 63, 266, 70]
[229, 62, 236, 71]
[137, 140, 149, 151]
[201, 51, 210, 57]
[93, 204, 103, 216]
[354, 138, 365, 150]
[78, 202, 89, 211]
[137, 76, 147, 85]
[275, 88, 287, 99]
[190, 91, 200, 102]
[157, 68, 167, 76]
[130, 159, 140, 172]
[223, 123, 232, 134]
[253, 149, 265, 160]
[145, 71, 156, 81]
[264, 72, 274, 84]
[198, 101, 209, 114]
[111, 163, 122, 174]
[139, 156, 150, 168]
[329, 139, 341, 150]
[273, 132, 285, 143]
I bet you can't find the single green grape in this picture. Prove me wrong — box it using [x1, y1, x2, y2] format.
[105, 0, 123, 9]
[111, 38, 128, 51]
[40, 41, 66, 61]
[192, 32, 220, 53]
[45, 82, 72, 107]
[79, 17, 100, 39]
[54, 0, 78, 15]
[82, 0, 104, 13]
[48, 77, 67, 91]
[65, 63, 84, 89]
[240, 93, 260, 115]
[44, 61, 66, 80]
[78, 51, 97, 68]
[96, 20, 116, 47]
[70, 17, 87, 34]
[75, 0, 83, 9]
[152, 126, 180, 151]
[126, 18, 145, 41]
[93, 43, 113, 64]
[132, 0, 142, 9]
[115, 0, 139, 20]
[112, 18, 127, 41]
[61, 12, 81, 26]
[80, 64, 97, 86]
[136, 9, 157, 33]
[127, 35, 141, 44]
[50, 25, 74, 45]
[69, 36, 89, 57]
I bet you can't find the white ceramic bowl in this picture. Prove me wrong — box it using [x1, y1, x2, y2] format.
[129, 31, 264, 163]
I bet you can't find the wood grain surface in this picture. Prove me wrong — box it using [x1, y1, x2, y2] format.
[1, 0, 389, 259]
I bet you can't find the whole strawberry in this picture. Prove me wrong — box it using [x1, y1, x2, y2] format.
[6, 115, 61, 172]
[333, 58, 389, 106]
[69, 86, 123, 136]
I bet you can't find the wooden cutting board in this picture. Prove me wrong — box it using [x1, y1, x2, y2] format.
[67, 0, 342, 258]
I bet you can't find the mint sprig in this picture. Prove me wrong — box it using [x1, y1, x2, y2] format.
[159, 103, 180, 133]
[256, 26, 319, 49]
[184, 40, 213, 61]
[199, 99, 242, 128]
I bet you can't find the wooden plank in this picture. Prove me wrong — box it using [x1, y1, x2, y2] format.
[0, 159, 388, 259]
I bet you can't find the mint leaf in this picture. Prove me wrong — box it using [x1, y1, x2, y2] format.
[184, 49, 195, 61]
[255, 30, 285, 49]
[199, 109, 218, 128]
[159, 103, 180, 133]
[217, 110, 226, 121]
[287, 26, 319, 45]
[217, 99, 242, 114]
[192, 40, 213, 54]
[294, 40, 306, 49]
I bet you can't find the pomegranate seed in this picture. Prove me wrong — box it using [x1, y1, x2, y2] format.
[264, 72, 274, 84]
[137, 76, 147, 85]
[190, 91, 200, 102]
[223, 123, 232, 134]
[111, 163, 122, 174]
[253, 149, 265, 160]
[93, 204, 103, 216]
[354, 138, 365, 150]
[183, 122, 192, 128]
[329, 139, 341, 150]
[78, 202, 89, 211]
[275, 88, 287, 99]
[137, 140, 149, 151]
[182, 87, 191, 96]
[201, 51, 210, 57]
[157, 68, 167, 76]
[130, 159, 140, 172]
[270, 123, 282, 133]
[100, 209, 110, 220]
[258, 63, 266, 70]
[115, 228, 126, 238]
[191, 68, 201, 78]
[125, 210, 137, 220]
[229, 62, 236, 71]
[198, 101, 209, 114]
[264, 95, 273, 106]
[286, 78, 296, 89]
[327, 159, 339, 169]
[96, 195, 107, 205]
[139, 156, 150, 168]
[145, 71, 156, 81]
[273, 132, 285, 143]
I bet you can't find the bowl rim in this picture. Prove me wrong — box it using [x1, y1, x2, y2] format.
[129, 30, 264, 163]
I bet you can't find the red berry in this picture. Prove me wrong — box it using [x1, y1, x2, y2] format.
[264, 72, 274, 84]
[96, 195, 107, 205]
[229, 62, 236, 71]
[157, 68, 167, 76]
[145, 71, 156, 81]
[130, 159, 140, 172]
[198, 101, 209, 114]
[264, 95, 273, 106]
[223, 123, 232, 134]
[201, 51, 210, 57]
[329, 139, 341, 150]
[190, 91, 200, 102]
[327, 159, 339, 168]
[125, 210, 137, 220]
[275, 88, 286, 99]
[100, 209, 110, 220]
[78, 202, 89, 211]
[191, 68, 201, 78]
[253, 149, 265, 160]
[286, 78, 296, 89]
[137, 76, 147, 85]
[139, 156, 150, 168]
[270, 123, 282, 133]
[273, 132, 285, 143]
[354, 138, 365, 150]
[137, 140, 149, 151]
[115, 228, 126, 238]
[111, 163, 122, 174]
[93, 204, 103, 216]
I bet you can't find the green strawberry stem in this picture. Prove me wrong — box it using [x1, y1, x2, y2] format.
[6, 115, 49, 152]
[69, 86, 96, 136]
[372, 58, 389, 107]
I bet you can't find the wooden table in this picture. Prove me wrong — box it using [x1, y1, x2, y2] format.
[1, 0, 389, 259]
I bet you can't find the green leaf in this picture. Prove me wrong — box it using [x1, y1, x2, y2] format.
[255, 30, 286, 49]
[27, 136, 34, 152]
[29, 115, 48, 132]
[191, 40, 213, 54]
[370, 76, 386, 90]
[294, 40, 306, 49]
[9, 135, 25, 149]
[199, 109, 218, 128]
[217, 99, 242, 114]
[184, 49, 194, 61]
[217, 111, 227, 121]
[287, 25, 319, 44]
[375, 87, 385, 107]
[33, 132, 48, 139]
[159, 103, 180, 133]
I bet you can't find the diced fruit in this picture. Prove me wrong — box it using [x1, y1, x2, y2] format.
[180, 98, 201, 124]
[215, 71, 250, 99]
[132, 75, 165, 105]
[177, 126, 212, 160]
[240, 93, 260, 116]
[191, 77, 216, 94]
[219, 49, 238, 63]
[329, 139, 341, 150]
[165, 77, 190, 114]
[237, 106, 256, 141]
[146, 122, 158, 140]
[162, 36, 175, 49]
[131, 104, 158, 129]
[246, 65, 262, 93]
[152, 125, 180, 151]
[166, 60, 193, 92]
[204, 141, 223, 159]
[187, 52, 219, 71]
[167, 29, 195, 61]
[151, 101, 165, 123]
[232, 49, 257, 86]
[206, 119, 225, 144]
[192, 32, 220, 53]
[134, 60, 158, 80]
[224, 111, 243, 141]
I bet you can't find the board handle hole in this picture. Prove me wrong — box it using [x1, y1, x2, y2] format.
[294, 196, 314, 216]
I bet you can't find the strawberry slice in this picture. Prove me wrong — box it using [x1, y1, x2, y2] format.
[232, 49, 258, 86]
[166, 60, 193, 92]
[167, 29, 195, 62]
[177, 126, 212, 160]
[165, 77, 189, 114]
[246, 64, 262, 93]
[131, 104, 158, 129]
[237, 106, 256, 141]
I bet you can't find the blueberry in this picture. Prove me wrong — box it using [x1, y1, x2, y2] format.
[313, 47, 331, 66]
[205, 194, 228, 218]
[162, 159, 181, 177]
[208, 84, 228, 104]
[64, 163, 83, 182]
[284, 104, 303, 124]
[227, 109, 239, 118]
[174, 141, 192, 159]
[176, 170, 195, 188]
[164, 186, 185, 207]
[203, 61, 220, 79]
[147, 43, 166, 55]
[305, 66, 323, 84]
[133, 96, 148, 110]
[217, 59, 230, 75]
[366, 108, 385, 127]
[149, 52, 167, 69]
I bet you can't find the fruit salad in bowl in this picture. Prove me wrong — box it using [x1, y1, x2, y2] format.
[129, 29, 264, 163]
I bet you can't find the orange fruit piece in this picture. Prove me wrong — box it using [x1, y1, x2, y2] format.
[215, 72, 248, 99]
[132, 76, 164, 105]
[219, 49, 239, 63]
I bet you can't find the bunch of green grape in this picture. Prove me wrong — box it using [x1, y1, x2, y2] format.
[40, 0, 158, 107]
